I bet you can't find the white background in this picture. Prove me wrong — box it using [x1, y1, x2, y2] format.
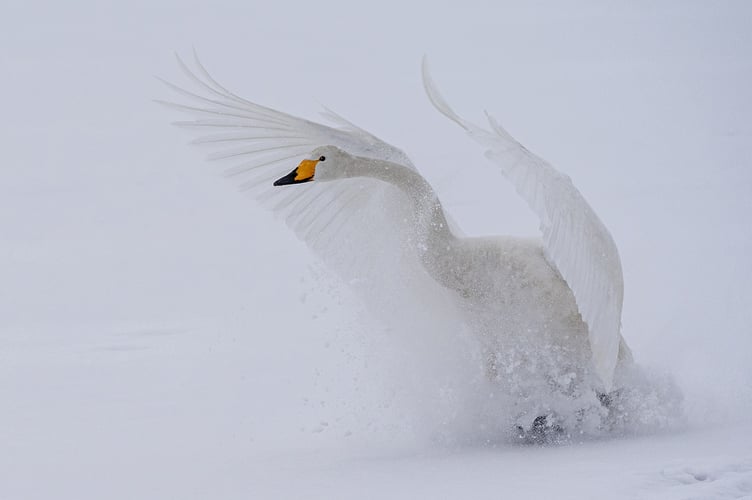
[2, 1, 751, 498]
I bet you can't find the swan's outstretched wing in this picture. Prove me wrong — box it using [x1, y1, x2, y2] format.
[160, 53, 457, 326]
[159, 53, 415, 172]
[422, 60, 626, 390]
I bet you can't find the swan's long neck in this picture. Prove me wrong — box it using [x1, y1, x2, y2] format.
[349, 155, 458, 285]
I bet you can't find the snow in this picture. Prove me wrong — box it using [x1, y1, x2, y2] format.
[2, 0, 751, 499]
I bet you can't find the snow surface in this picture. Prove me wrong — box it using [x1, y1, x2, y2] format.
[2, 1, 751, 499]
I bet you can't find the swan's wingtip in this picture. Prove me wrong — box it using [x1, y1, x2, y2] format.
[191, 46, 205, 67]
[173, 50, 187, 67]
[420, 58, 469, 131]
[421, 54, 431, 73]
[420, 55, 434, 92]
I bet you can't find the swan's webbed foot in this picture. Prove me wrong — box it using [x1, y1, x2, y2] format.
[515, 415, 567, 445]
[596, 388, 629, 431]
[597, 391, 614, 408]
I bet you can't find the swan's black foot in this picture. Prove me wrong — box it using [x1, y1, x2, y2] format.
[597, 391, 613, 408]
[515, 415, 566, 445]
[596, 389, 626, 431]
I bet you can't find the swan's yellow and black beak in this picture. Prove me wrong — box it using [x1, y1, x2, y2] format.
[273, 159, 318, 186]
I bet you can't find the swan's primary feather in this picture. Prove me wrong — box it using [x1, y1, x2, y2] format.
[422, 57, 625, 389]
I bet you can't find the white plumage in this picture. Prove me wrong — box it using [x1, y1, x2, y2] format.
[160, 53, 635, 433]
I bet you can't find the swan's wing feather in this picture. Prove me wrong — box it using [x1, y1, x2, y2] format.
[423, 59, 624, 389]
[161, 54, 414, 170]
[161, 53, 430, 305]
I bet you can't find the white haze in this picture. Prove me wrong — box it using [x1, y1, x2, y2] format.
[1, 1, 751, 498]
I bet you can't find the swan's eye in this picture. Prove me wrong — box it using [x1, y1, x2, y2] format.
[319, 156, 326, 162]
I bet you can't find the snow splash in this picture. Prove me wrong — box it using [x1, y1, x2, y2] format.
[316, 248, 685, 447]
[293, 181, 685, 447]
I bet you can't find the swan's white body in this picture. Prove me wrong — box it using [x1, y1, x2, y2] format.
[161, 54, 635, 430]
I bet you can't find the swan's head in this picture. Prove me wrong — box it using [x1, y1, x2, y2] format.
[273, 146, 353, 186]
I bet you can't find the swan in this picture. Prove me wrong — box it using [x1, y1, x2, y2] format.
[160, 53, 638, 438]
